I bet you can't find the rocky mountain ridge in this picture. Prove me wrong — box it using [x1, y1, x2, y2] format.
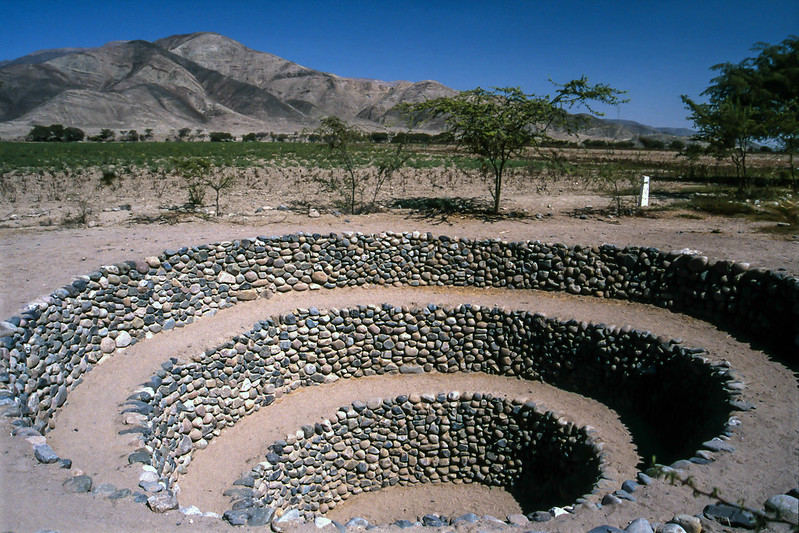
[0, 32, 692, 141]
[0, 32, 455, 138]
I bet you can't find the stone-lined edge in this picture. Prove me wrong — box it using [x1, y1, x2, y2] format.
[122, 303, 739, 528]
[0, 231, 794, 528]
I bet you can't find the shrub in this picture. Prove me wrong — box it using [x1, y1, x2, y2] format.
[209, 131, 234, 142]
[669, 139, 686, 151]
[639, 136, 666, 150]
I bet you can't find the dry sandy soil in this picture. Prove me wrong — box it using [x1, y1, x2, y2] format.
[0, 178, 797, 533]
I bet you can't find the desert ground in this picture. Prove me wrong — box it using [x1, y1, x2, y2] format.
[1, 164, 797, 532]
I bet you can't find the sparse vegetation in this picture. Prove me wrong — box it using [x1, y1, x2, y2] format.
[172, 157, 212, 208]
[310, 117, 411, 214]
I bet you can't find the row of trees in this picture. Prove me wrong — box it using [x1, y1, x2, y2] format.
[27, 126, 157, 142]
[682, 35, 797, 192]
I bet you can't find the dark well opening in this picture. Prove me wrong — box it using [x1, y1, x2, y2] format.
[248, 393, 602, 515]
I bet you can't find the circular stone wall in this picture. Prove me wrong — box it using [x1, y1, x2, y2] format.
[248, 393, 602, 515]
[1, 232, 797, 529]
[137, 304, 735, 497]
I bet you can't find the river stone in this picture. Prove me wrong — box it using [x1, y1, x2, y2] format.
[661, 525, 687, 533]
[765, 494, 798, 524]
[345, 517, 369, 528]
[180, 506, 203, 516]
[273, 509, 303, 531]
[703, 503, 757, 528]
[453, 513, 480, 524]
[669, 514, 701, 533]
[92, 482, 117, 496]
[63, 474, 92, 493]
[507, 514, 530, 526]
[147, 492, 179, 513]
[622, 480, 639, 493]
[247, 506, 275, 526]
[115, 331, 132, 348]
[602, 493, 623, 505]
[625, 518, 654, 533]
[314, 516, 332, 528]
[34, 444, 59, 463]
[223, 509, 249, 525]
[218, 272, 236, 284]
[421, 515, 446, 527]
[100, 337, 116, 353]
[702, 438, 735, 453]
[128, 449, 151, 464]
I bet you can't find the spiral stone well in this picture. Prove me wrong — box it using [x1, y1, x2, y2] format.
[1, 232, 797, 528]
[249, 393, 603, 514]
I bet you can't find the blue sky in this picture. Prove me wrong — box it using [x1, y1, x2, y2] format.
[1, 1, 796, 128]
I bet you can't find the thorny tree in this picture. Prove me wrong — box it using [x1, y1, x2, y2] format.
[408, 79, 627, 214]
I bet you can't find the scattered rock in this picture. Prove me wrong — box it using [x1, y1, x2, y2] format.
[669, 514, 702, 533]
[33, 444, 59, 464]
[588, 526, 624, 533]
[703, 503, 757, 529]
[247, 506, 275, 526]
[62, 474, 92, 493]
[507, 513, 530, 526]
[764, 494, 798, 525]
[147, 492, 179, 513]
[602, 493, 623, 505]
[625, 518, 653, 533]
[345, 517, 369, 528]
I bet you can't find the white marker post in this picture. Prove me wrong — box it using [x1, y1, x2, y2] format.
[640, 175, 650, 207]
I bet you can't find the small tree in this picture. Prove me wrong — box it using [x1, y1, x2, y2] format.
[172, 157, 212, 207]
[409, 79, 627, 214]
[592, 164, 639, 215]
[207, 171, 236, 216]
[371, 133, 410, 207]
[314, 116, 364, 214]
[311, 117, 409, 213]
[682, 97, 758, 193]
[676, 143, 707, 179]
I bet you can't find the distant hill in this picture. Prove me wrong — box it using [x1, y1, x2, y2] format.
[0, 32, 694, 142]
[0, 32, 455, 138]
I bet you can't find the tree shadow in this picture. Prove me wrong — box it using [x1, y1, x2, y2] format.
[392, 196, 531, 224]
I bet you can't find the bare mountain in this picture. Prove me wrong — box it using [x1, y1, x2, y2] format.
[0, 32, 691, 142]
[0, 32, 456, 138]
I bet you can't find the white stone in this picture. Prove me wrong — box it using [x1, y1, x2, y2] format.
[115, 331, 132, 348]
